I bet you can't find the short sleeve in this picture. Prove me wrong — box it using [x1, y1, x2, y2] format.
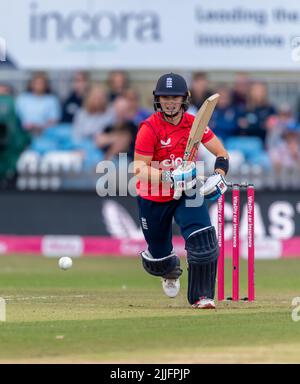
[201, 126, 215, 144]
[47, 96, 61, 122]
[134, 123, 157, 156]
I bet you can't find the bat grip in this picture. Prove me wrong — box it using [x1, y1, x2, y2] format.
[173, 189, 183, 200]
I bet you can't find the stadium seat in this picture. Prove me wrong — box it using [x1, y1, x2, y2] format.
[225, 136, 271, 169]
[30, 136, 58, 155]
[43, 124, 75, 150]
[227, 150, 245, 174]
[29, 123, 77, 154]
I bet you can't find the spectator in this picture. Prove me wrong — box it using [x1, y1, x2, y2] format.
[209, 86, 243, 142]
[73, 85, 115, 142]
[269, 130, 300, 173]
[62, 71, 90, 123]
[0, 83, 13, 96]
[238, 82, 276, 143]
[266, 104, 299, 149]
[16, 72, 61, 135]
[95, 96, 137, 161]
[0, 83, 14, 151]
[107, 70, 129, 102]
[232, 72, 250, 107]
[0, 83, 30, 184]
[188, 72, 212, 114]
[123, 88, 151, 126]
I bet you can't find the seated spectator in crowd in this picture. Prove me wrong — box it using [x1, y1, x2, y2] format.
[0, 82, 30, 183]
[107, 70, 130, 102]
[266, 104, 299, 149]
[0, 82, 15, 150]
[238, 81, 276, 143]
[0, 83, 13, 96]
[268, 129, 300, 173]
[62, 71, 90, 123]
[73, 85, 115, 142]
[123, 88, 151, 126]
[209, 86, 243, 142]
[16, 72, 61, 136]
[188, 72, 213, 114]
[231, 72, 250, 107]
[95, 96, 137, 161]
[16, 73, 61, 136]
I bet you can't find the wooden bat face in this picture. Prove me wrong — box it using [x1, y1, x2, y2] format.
[184, 93, 220, 163]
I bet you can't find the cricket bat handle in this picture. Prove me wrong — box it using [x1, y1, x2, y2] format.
[173, 189, 183, 200]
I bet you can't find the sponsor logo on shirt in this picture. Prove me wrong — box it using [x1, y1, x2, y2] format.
[162, 154, 183, 168]
[160, 138, 171, 147]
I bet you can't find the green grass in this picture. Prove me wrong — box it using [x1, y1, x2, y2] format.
[0, 256, 300, 363]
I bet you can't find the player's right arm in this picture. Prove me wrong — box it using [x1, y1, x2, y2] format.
[134, 152, 161, 183]
[134, 123, 161, 184]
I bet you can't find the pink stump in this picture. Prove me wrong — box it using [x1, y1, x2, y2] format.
[232, 185, 240, 301]
[217, 194, 225, 301]
[247, 185, 255, 301]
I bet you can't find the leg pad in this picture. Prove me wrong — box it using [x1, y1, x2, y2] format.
[185, 227, 219, 304]
[141, 250, 182, 278]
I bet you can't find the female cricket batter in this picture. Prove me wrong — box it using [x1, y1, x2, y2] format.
[134, 73, 229, 309]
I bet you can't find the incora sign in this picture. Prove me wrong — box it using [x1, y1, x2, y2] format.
[29, 2, 161, 42]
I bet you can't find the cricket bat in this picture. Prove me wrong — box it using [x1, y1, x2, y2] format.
[173, 93, 219, 199]
[183, 93, 220, 165]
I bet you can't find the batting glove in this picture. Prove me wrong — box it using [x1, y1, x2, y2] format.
[162, 162, 197, 200]
[200, 172, 228, 201]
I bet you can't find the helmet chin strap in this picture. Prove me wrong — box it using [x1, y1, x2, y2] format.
[164, 111, 179, 118]
[163, 107, 183, 120]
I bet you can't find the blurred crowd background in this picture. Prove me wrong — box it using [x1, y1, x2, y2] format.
[1, 69, 300, 191]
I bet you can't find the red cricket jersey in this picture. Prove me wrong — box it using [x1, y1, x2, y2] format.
[135, 112, 215, 202]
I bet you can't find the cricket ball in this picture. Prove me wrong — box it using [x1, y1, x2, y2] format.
[58, 257, 73, 271]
